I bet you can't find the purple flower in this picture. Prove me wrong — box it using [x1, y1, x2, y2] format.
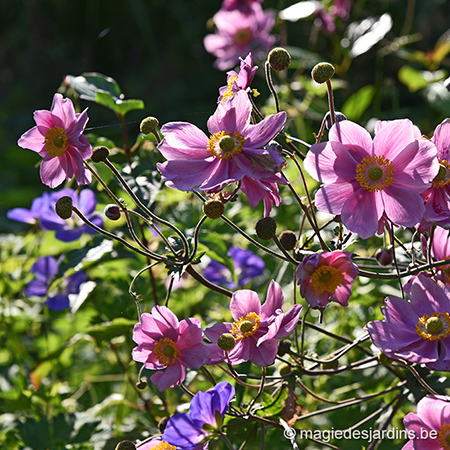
[401, 395, 450, 449]
[18, 93, 92, 188]
[366, 273, 450, 371]
[221, 0, 263, 13]
[132, 306, 211, 391]
[26, 256, 88, 311]
[304, 119, 439, 239]
[218, 53, 258, 102]
[136, 437, 205, 450]
[162, 381, 235, 449]
[157, 91, 286, 201]
[7, 192, 53, 225]
[204, 3, 276, 71]
[431, 226, 450, 285]
[39, 188, 103, 242]
[296, 251, 359, 308]
[205, 280, 302, 366]
[422, 118, 450, 228]
[203, 246, 265, 289]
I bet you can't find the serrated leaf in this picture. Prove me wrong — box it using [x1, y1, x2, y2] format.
[341, 85, 375, 121]
[86, 318, 135, 346]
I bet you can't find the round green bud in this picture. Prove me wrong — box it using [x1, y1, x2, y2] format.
[279, 362, 293, 376]
[114, 441, 136, 450]
[268, 47, 291, 71]
[55, 196, 73, 220]
[255, 217, 277, 240]
[279, 230, 297, 251]
[136, 378, 147, 390]
[321, 355, 339, 370]
[104, 204, 121, 220]
[91, 146, 109, 163]
[217, 333, 236, 351]
[277, 339, 291, 356]
[311, 62, 335, 84]
[140, 116, 159, 135]
[203, 199, 225, 219]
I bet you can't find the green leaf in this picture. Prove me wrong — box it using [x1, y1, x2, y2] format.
[86, 318, 135, 346]
[65, 72, 123, 102]
[341, 85, 376, 121]
[114, 99, 145, 116]
[256, 388, 289, 417]
[398, 66, 446, 93]
[422, 81, 450, 114]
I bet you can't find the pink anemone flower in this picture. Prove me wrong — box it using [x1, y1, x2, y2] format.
[402, 395, 450, 450]
[296, 251, 359, 308]
[205, 280, 302, 366]
[204, 3, 276, 71]
[157, 90, 286, 196]
[422, 118, 450, 228]
[18, 93, 92, 188]
[366, 273, 450, 371]
[218, 53, 258, 103]
[132, 306, 210, 391]
[304, 119, 439, 239]
[431, 226, 450, 285]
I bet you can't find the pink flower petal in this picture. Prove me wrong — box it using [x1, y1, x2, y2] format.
[230, 289, 261, 320]
[40, 156, 66, 188]
[329, 120, 373, 158]
[50, 94, 77, 130]
[314, 181, 359, 215]
[382, 186, 425, 227]
[18, 127, 46, 154]
[179, 343, 210, 369]
[260, 280, 284, 320]
[151, 362, 184, 391]
[244, 112, 286, 149]
[432, 118, 450, 159]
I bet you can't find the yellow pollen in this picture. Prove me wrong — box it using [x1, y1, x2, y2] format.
[233, 28, 252, 46]
[432, 159, 450, 188]
[310, 265, 344, 294]
[438, 423, 450, 450]
[416, 312, 450, 341]
[44, 126, 68, 157]
[221, 76, 238, 102]
[154, 337, 179, 366]
[207, 131, 247, 160]
[231, 312, 261, 340]
[151, 443, 176, 450]
[355, 155, 395, 192]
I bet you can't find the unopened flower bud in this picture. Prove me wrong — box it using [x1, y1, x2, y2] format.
[325, 111, 347, 130]
[311, 62, 335, 84]
[279, 362, 293, 376]
[140, 116, 159, 135]
[115, 441, 136, 450]
[255, 217, 277, 240]
[217, 333, 236, 351]
[268, 47, 291, 71]
[279, 230, 297, 251]
[375, 248, 393, 266]
[321, 355, 339, 370]
[55, 196, 73, 220]
[158, 416, 169, 433]
[136, 378, 147, 390]
[277, 339, 291, 356]
[203, 199, 225, 219]
[104, 204, 121, 220]
[91, 146, 109, 163]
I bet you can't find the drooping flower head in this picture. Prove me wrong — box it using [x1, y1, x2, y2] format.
[132, 306, 210, 391]
[203, 246, 265, 289]
[296, 251, 359, 308]
[366, 273, 450, 371]
[157, 90, 286, 202]
[204, 3, 276, 71]
[218, 53, 258, 103]
[162, 381, 235, 449]
[26, 256, 88, 311]
[304, 119, 439, 239]
[205, 280, 302, 366]
[401, 395, 450, 449]
[422, 118, 450, 228]
[18, 93, 92, 188]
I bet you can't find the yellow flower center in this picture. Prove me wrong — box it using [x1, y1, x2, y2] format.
[432, 159, 450, 188]
[416, 312, 450, 341]
[154, 337, 179, 366]
[233, 28, 252, 46]
[151, 443, 176, 450]
[231, 312, 261, 340]
[207, 131, 247, 160]
[44, 126, 68, 157]
[355, 155, 395, 192]
[221, 76, 238, 102]
[438, 423, 450, 450]
[310, 265, 344, 294]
